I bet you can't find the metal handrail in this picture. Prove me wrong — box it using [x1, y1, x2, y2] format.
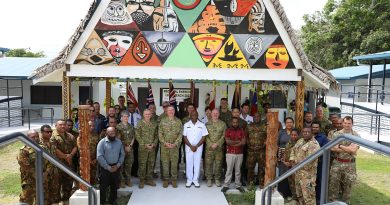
[0, 132, 98, 205]
[260, 134, 390, 205]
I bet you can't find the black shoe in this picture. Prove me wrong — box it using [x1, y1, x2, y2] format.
[236, 186, 245, 193]
[221, 187, 229, 192]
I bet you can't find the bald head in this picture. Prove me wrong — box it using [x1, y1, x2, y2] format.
[27, 130, 39, 143]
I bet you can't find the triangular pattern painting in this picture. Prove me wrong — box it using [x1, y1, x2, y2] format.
[73, 0, 297, 69]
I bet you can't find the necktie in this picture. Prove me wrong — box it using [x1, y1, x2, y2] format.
[131, 113, 134, 126]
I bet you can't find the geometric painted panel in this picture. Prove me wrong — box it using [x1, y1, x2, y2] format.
[252, 37, 295, 69]
[188, 1, 228, 34]
[214, 0, 257, 32]
[171, 0, 209, 31]
[143, 31, 185, 64]
[96, 0, 139, 31]
[188, 33, 229, 66]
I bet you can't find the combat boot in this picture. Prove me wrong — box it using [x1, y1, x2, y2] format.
[207, 180, 212, 187]
[146, 179, 156, 187]
[215, 179, 222, 187]
[163, 180, 168, 188]
[172, 180, 178, 188]
[139, 180, 145, 189]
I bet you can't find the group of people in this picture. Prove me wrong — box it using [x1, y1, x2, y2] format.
[17, 96, 360, 205]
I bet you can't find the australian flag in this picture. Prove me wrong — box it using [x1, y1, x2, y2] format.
[146, 80, 155, 107]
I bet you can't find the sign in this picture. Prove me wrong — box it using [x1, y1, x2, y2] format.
[160, 88, 199, 106]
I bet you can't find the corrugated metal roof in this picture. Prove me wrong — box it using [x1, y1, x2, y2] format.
[329, 64, 390, 80]
[353, 51, 390, 61]
[0, 57, 51, 79]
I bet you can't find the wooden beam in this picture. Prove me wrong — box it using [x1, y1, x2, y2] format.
[295, 78, 305, 131]
[62, 71, 71, 120]
[78, 105, 90, 191]
[257, 81, 263, 115]
[105, 78, 111, 114]
[264, 110, 279, 186]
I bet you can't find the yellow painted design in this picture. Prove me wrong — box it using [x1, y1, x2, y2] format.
[208, 35, 249, 69]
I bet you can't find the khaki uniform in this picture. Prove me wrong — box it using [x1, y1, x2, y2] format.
[219, 110, 232, 125]
[135, 120, 158, 180]
[246, 122, 267, 187]
[50, 130, 76, 201]
[17, 146, 36, 205]
[40, 141, 60, 205]
[285, 139, 298, 200]
[116, 123, 135, 184]
[205, 120, 226, 181]
[328, 129, 360, 204]
[158, 117, 182, 180]
[315, 117, 332, 135]
[290, 138, 320, 205]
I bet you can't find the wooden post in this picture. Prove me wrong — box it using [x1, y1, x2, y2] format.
[62, 71, 71, 119]
[105, 78, 111, 115]
[257, 81, 263, 115]
[78, 105, 91, 191]
[295, 78, 305, 131]
[264, 110, 279, 186]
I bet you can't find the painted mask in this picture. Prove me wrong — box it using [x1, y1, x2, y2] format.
[196, 5, 226, 33]
[192, 34, 225, 62]
[152, 0, 179, 32]
[127, 0, 155, 25]
[248, 0, 265, 33]
[76, 34, 114, 65]
[102, 31, 134, 59]
[132, 35, 153, 63]
[265, 45, 289, 69]
[101, 1, 132, 25]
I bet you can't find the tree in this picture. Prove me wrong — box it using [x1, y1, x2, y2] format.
[6, 48, 45, 57]
[300, 0, 390, 70]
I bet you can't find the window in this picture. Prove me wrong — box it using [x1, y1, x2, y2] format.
[30, 86, 62, 105]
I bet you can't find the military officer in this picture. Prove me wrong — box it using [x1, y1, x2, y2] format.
[157, 101, 170, 123]
[328, 116, 360, 204]
[219, 98, 232, 125]
[17, 130, 39, 205]
[314, 106, 332, 135]
[116, 111, 135, 187]
[289, 127, 320, 205]
[205, 109, 226, 187]
[246, 113, 267, 188]
[158, 105, 183, 188]
[283, 129, 300, 202]
[135, 109, 158, 188]
[50, 120, 77, 202]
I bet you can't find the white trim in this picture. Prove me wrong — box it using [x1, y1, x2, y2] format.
[263, 0, 304, 70]
[302, 69, 330, 89]
[65, 0, 111, 64]
[67, 64, 301, 81]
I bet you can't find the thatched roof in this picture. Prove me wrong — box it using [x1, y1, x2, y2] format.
[30, 0, 338, 89]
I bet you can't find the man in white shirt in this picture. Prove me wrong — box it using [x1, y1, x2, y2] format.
[183, 111, 209, 188]
[240, 103, 253, 124]
[127, 102, 142, 127]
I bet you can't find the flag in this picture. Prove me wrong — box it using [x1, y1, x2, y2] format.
[250, 83, 258, 115]
[127, 82, 140, 113]
[231, 81, 241, 109]
[209, 81, 216, 110]
[190, 80, 197, 107]
[146, 80, 155, 107]
[169, 81, 179, 116]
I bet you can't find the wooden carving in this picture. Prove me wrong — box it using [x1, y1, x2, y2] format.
[295, 79, 305, 131]
[105, 78, 112, 115]
[264, 110, 279, 186]
[62, 72, 71, 119]
[78, 105, 91, 191]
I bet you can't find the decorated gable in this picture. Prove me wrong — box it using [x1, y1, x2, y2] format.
[73, 0, 296, 69]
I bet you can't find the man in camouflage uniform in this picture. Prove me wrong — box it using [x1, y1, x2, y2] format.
[219, 98, 232, 125]
[157, 101, 170, 123]
[65, 119, 80, 191]
[228, 108, 247, 129]
[283, 129, 300, 202]
[158, 105, 183, 188]
[135, 109, 158, 188]
[40, 125, 61, 205]
[246, 113, 267, 188]
[116, 111, 135, 187]
[328, 118, 343, 141]
[314, 106, 332, 135]
[328, 116, 360, 204]
[289, 127, 320, 205]
[17, 130, 39, 205]
[148, 103, 159, 122]
[50, 120, 78, 202]
[205, 109, 226, 187]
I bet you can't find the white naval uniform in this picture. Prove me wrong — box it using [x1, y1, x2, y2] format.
[240, 113, 253, 124]
[183, 120, 209, 183]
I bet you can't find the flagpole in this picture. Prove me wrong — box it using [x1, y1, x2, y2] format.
[126, 80, 129, 105]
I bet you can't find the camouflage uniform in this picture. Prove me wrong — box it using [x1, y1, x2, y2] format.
[157, 113, 167, 123]
[290, 138, 320, 205]
[246, 122, 267, 187]
[17, 145, 36, 205]
[50, 130, 76, 201]
[284, 139, 298, 200]
[40, 141, 61, 205]
[328, 129, 360, 204]
[316, 117, 332, 135]
[135, 120, 158, 181]
[158, 117, 183, 180]
[219, 110, 232, 126]
[205, 120, 226, 181]
[152, 113, 159, 122]
[116, 123, 135, 185]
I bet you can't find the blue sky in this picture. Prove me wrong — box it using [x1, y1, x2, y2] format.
[0, 0, 327, 58]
